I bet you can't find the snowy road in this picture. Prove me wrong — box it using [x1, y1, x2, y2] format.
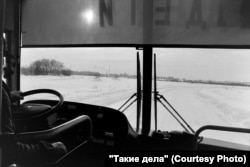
[21, 75, 250, 145]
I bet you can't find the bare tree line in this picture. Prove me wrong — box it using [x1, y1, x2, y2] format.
[21, 59, 72, 76]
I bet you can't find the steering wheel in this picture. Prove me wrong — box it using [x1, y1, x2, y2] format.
[14, 89, 64, 120]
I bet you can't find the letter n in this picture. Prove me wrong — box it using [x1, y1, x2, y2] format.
[99, 0, 113, 27]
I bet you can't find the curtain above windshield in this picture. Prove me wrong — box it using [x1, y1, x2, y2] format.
[22, 0, 250, 46]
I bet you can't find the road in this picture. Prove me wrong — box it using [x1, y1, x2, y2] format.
[108, 81, 250, 145]
[21, 75, 250, 145]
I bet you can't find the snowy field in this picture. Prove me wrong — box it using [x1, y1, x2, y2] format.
[21, 75, 250, 146]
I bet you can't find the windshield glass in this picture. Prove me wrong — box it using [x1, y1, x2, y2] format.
[154, 48, 250, 145]
[21, 48, 139, 127]
[21, 47, 250, 146]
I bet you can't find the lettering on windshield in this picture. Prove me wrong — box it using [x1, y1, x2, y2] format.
[98, 0, 250, 29]
[186, 0, 206, 29]
[99, 0, 113, 27]
[155, 0, 171, 25]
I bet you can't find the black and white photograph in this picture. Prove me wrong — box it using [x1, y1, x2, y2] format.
[1, 0, 250, 167]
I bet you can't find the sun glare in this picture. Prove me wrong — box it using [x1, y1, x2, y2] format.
[82, 9, 94, 25]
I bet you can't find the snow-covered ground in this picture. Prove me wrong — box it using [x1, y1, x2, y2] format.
[21, 75, 250, 146]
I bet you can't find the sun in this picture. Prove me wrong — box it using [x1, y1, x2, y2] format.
[82, 9, 95, 25]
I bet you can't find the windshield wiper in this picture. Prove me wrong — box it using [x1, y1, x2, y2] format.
[119, 52, 195, 134]
[153, 54, 195, 134]
[156, 93, 195, 134]
[118, 52, 142, 133]
[118, 93, 138, 113]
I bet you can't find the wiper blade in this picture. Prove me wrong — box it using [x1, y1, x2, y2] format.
[118, 52, 142, 133]
[153, 53, 194, 133]
[154, 54, 157, 131]
[136, 52, 142, 133]
[118, 93, 137, 113]
[157, 94, 195, 134]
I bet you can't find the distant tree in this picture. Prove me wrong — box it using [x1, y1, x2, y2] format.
[112, 74, 119, 80]
[61, 69, 72, 76]
[21, 59, 71, 76]
[94, 72, 101, 80]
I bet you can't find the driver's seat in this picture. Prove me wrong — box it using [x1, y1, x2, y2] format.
[1, 115, 92, 167]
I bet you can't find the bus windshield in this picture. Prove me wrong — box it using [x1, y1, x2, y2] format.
[21, 47, 250, 146]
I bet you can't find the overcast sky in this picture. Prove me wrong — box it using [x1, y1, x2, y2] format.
[21, 48, 250, 83]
